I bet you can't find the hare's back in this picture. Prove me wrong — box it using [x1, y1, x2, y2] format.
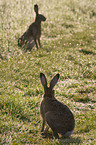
[43, 98, 73, 115]
[28, 23, 40, 37]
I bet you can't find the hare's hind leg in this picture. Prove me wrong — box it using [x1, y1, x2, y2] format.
[44, 125, 49, 133]
[18, 30, 31, 47]
[45, 111, 59, 138]
[27, 37, 35, 50]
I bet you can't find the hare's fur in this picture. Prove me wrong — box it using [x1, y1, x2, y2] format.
[40, 73, 75, 138]
[18, 4, 46, 50]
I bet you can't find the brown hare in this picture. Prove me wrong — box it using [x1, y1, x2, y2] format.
[18, 4, 46, 50]
[40, 73, 75, 138]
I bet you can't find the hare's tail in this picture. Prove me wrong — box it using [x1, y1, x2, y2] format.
[62, 130, 74, 137]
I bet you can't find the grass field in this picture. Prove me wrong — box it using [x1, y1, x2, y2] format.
[0, 0, 96, 144]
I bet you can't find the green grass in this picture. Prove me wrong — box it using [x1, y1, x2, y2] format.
[0, 0, 96, 144]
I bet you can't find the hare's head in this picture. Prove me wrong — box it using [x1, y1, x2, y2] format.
[40, 73, 60, 98]
[36, 14, 46, 23]
[34, 4, 38, 13]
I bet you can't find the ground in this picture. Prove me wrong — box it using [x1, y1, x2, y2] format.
[0, 0, 96, 144]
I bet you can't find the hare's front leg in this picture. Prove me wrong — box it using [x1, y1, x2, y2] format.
[34, 38, 38, 49]
[41, 118, 50, 135]
[38, 37, 41, 48]
[41, 118, 45, 132]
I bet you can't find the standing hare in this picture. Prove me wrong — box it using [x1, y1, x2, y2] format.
[40, 73, 75, 138]
[18, 4, 46, 50]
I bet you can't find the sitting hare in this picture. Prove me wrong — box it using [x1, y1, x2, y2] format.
[18, 4, 46, 50]
[40, 73, 75, 138]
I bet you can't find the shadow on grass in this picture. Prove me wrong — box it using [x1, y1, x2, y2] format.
[79, 49, 96, 55]
[41, 132, 53, 139]
[41, 132, 82, 144]
[18, 45, 34, 52]
[0, 54, 3, 59]
[60, 137, 82, 144]
[0, 54, 7, 60]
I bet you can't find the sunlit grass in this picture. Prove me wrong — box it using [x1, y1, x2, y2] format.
[0, 0, 96, 144]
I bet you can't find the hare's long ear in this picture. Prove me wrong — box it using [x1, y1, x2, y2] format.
[40, 73, 47, 88]
[50, 74, 60, 89]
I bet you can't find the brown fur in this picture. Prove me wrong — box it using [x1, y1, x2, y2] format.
[40, 73, 75, 138]
[18, 4, 46, 50]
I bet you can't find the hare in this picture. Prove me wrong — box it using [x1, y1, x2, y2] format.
[18, 4, 46, 50]
[40, 73, 75, 138]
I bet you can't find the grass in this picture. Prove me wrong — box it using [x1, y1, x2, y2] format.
[0, 0, 96, 144]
